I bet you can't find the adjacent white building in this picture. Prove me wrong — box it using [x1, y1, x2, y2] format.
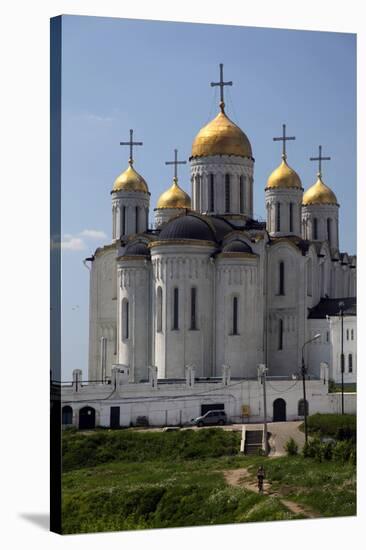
[62, 67, 356, 429]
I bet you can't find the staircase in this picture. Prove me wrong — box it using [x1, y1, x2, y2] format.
[244, 430, 263, 455]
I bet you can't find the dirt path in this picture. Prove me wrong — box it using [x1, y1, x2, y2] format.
[223, 468, 319, 519]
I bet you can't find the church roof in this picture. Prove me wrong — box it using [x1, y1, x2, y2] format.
[158, 212, 235, 243]
[156, 178, 191, 209]
[302, 176, 338, 206]
[159, 212, 217, 242]
[266, 158, 302, 190]
[223, 240, 253, 254]
[308, 297, 356, 319]
[121, 241, 150, 257]
[191, 108, 253, 159]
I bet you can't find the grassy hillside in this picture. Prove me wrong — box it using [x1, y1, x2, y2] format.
[61, 428, 356, 534]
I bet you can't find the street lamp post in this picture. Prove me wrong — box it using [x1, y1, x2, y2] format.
[339, 301, 345, 415]
[258, 364, 269, 455]
[301, 334, 321, 443]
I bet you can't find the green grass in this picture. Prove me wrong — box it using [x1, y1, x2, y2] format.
[62, 428, 241, 471]
[62, 428, 356, 534]
[304, 413, 356, 439]
[248, 456, 356, 518]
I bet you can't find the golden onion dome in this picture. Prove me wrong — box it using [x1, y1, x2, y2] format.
[156, 177, 191, 209]
[266, 158, 302, 190]
[191, 105, 252, 159]
[112, 161, 149, 193]
[302, 175, 338, 206]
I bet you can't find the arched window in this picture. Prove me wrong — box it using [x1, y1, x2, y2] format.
[351, 329, 354, 340]
[313, 217, 318, 239]
[190, 287, 197, 330]
[298, 399, 309, 417]
[348, 354, 353, 373]
[225, 174, 231, 212]
[135, 206, 139, 233]
[173, 287, 179, 330]
[122, 299, 129, 340]
[156, 286, 163, 332]
[232, 296, 239, 335]
[279, 261, 285, 295]
[62, 406, 73, 425]
[276, 203, 281, 232]
[239, 175, 244, 214]
[307, 259, 313, 296]
[145, 208, 149, 230]
[209, 174, 215, 212]
[327, 218, 332, 243]
[278, 319, 283, 350]
[289, 202, 293, 232]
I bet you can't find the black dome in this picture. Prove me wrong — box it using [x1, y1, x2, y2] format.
[159, 213, 216, 242]
[123, 242, 150, 256]
[208, 216, 234, 241]
[223, 240, 253, 254]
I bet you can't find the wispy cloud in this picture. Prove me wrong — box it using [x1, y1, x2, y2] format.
[66, 112, 114, 124]
[61, 236, 86, 251]
[80, 229, 107, 239]
[60, 229, 107, 252]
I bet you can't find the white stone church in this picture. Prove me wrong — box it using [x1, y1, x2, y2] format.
[61, 66, 356, 430]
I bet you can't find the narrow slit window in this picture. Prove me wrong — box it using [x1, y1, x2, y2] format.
[232, 296, 239, 335]
[157, 287, 162, 332]
[276, 203, 281, 232]
[209, 174, 215, 212]
[348, 353, 353, 373]
[173, 288, 179, 330]
[327, 218, 332, 242]
[239, 176, 244, 214]
[313, 218, 318, 239]
[122, 206, 126, 235]
[122, 299, 129, 340]
[279, 261, 285, 295]
[190, 287, 197, 330]
[278, 319, 283, 350]
[135, 206, 139, 233]
[225, 174, 231, 212]
[289, 203, 293, 232]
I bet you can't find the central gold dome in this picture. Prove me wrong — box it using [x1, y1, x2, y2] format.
[156, 178, 191, 209]
[266, 158, 302, 190]
[303, 176, 338, 206]
[191, 109, 252, 159]
[112, 162, 149, 193]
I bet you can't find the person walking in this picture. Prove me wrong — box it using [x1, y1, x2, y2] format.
[257, 465, 265, 494]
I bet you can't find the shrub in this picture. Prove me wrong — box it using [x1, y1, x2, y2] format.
[333, 440, 356, 464]
[306, 413, 356, 440]
[285, 437, 298, 456]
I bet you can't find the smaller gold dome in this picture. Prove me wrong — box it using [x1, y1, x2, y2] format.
[302, 176, 338, 206]
[156, 178, 191, 209]
[112, 161, 149, 193]
[266, 158, 302, 190]
[191, 108, 252, 159]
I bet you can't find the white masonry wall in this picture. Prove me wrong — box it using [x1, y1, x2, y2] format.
[88, 244, 118, 381]
[151, 242, 216, 379]
[62, 372, 355, 429]
[190, 155, 254, 221]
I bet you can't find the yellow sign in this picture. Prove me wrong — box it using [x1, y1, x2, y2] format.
[242, 405, 250, 416]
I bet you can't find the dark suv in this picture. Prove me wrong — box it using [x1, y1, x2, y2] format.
[192, 410, 227, 427]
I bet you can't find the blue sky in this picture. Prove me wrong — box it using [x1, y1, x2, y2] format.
[60, 15, 356, 379]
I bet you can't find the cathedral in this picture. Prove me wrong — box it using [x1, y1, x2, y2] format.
[86, 65, 356, 389]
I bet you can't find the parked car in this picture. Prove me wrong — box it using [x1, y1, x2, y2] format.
[192, 410, 227, 427]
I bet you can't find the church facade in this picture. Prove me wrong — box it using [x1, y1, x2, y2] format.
[86, 69, 356, 390]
